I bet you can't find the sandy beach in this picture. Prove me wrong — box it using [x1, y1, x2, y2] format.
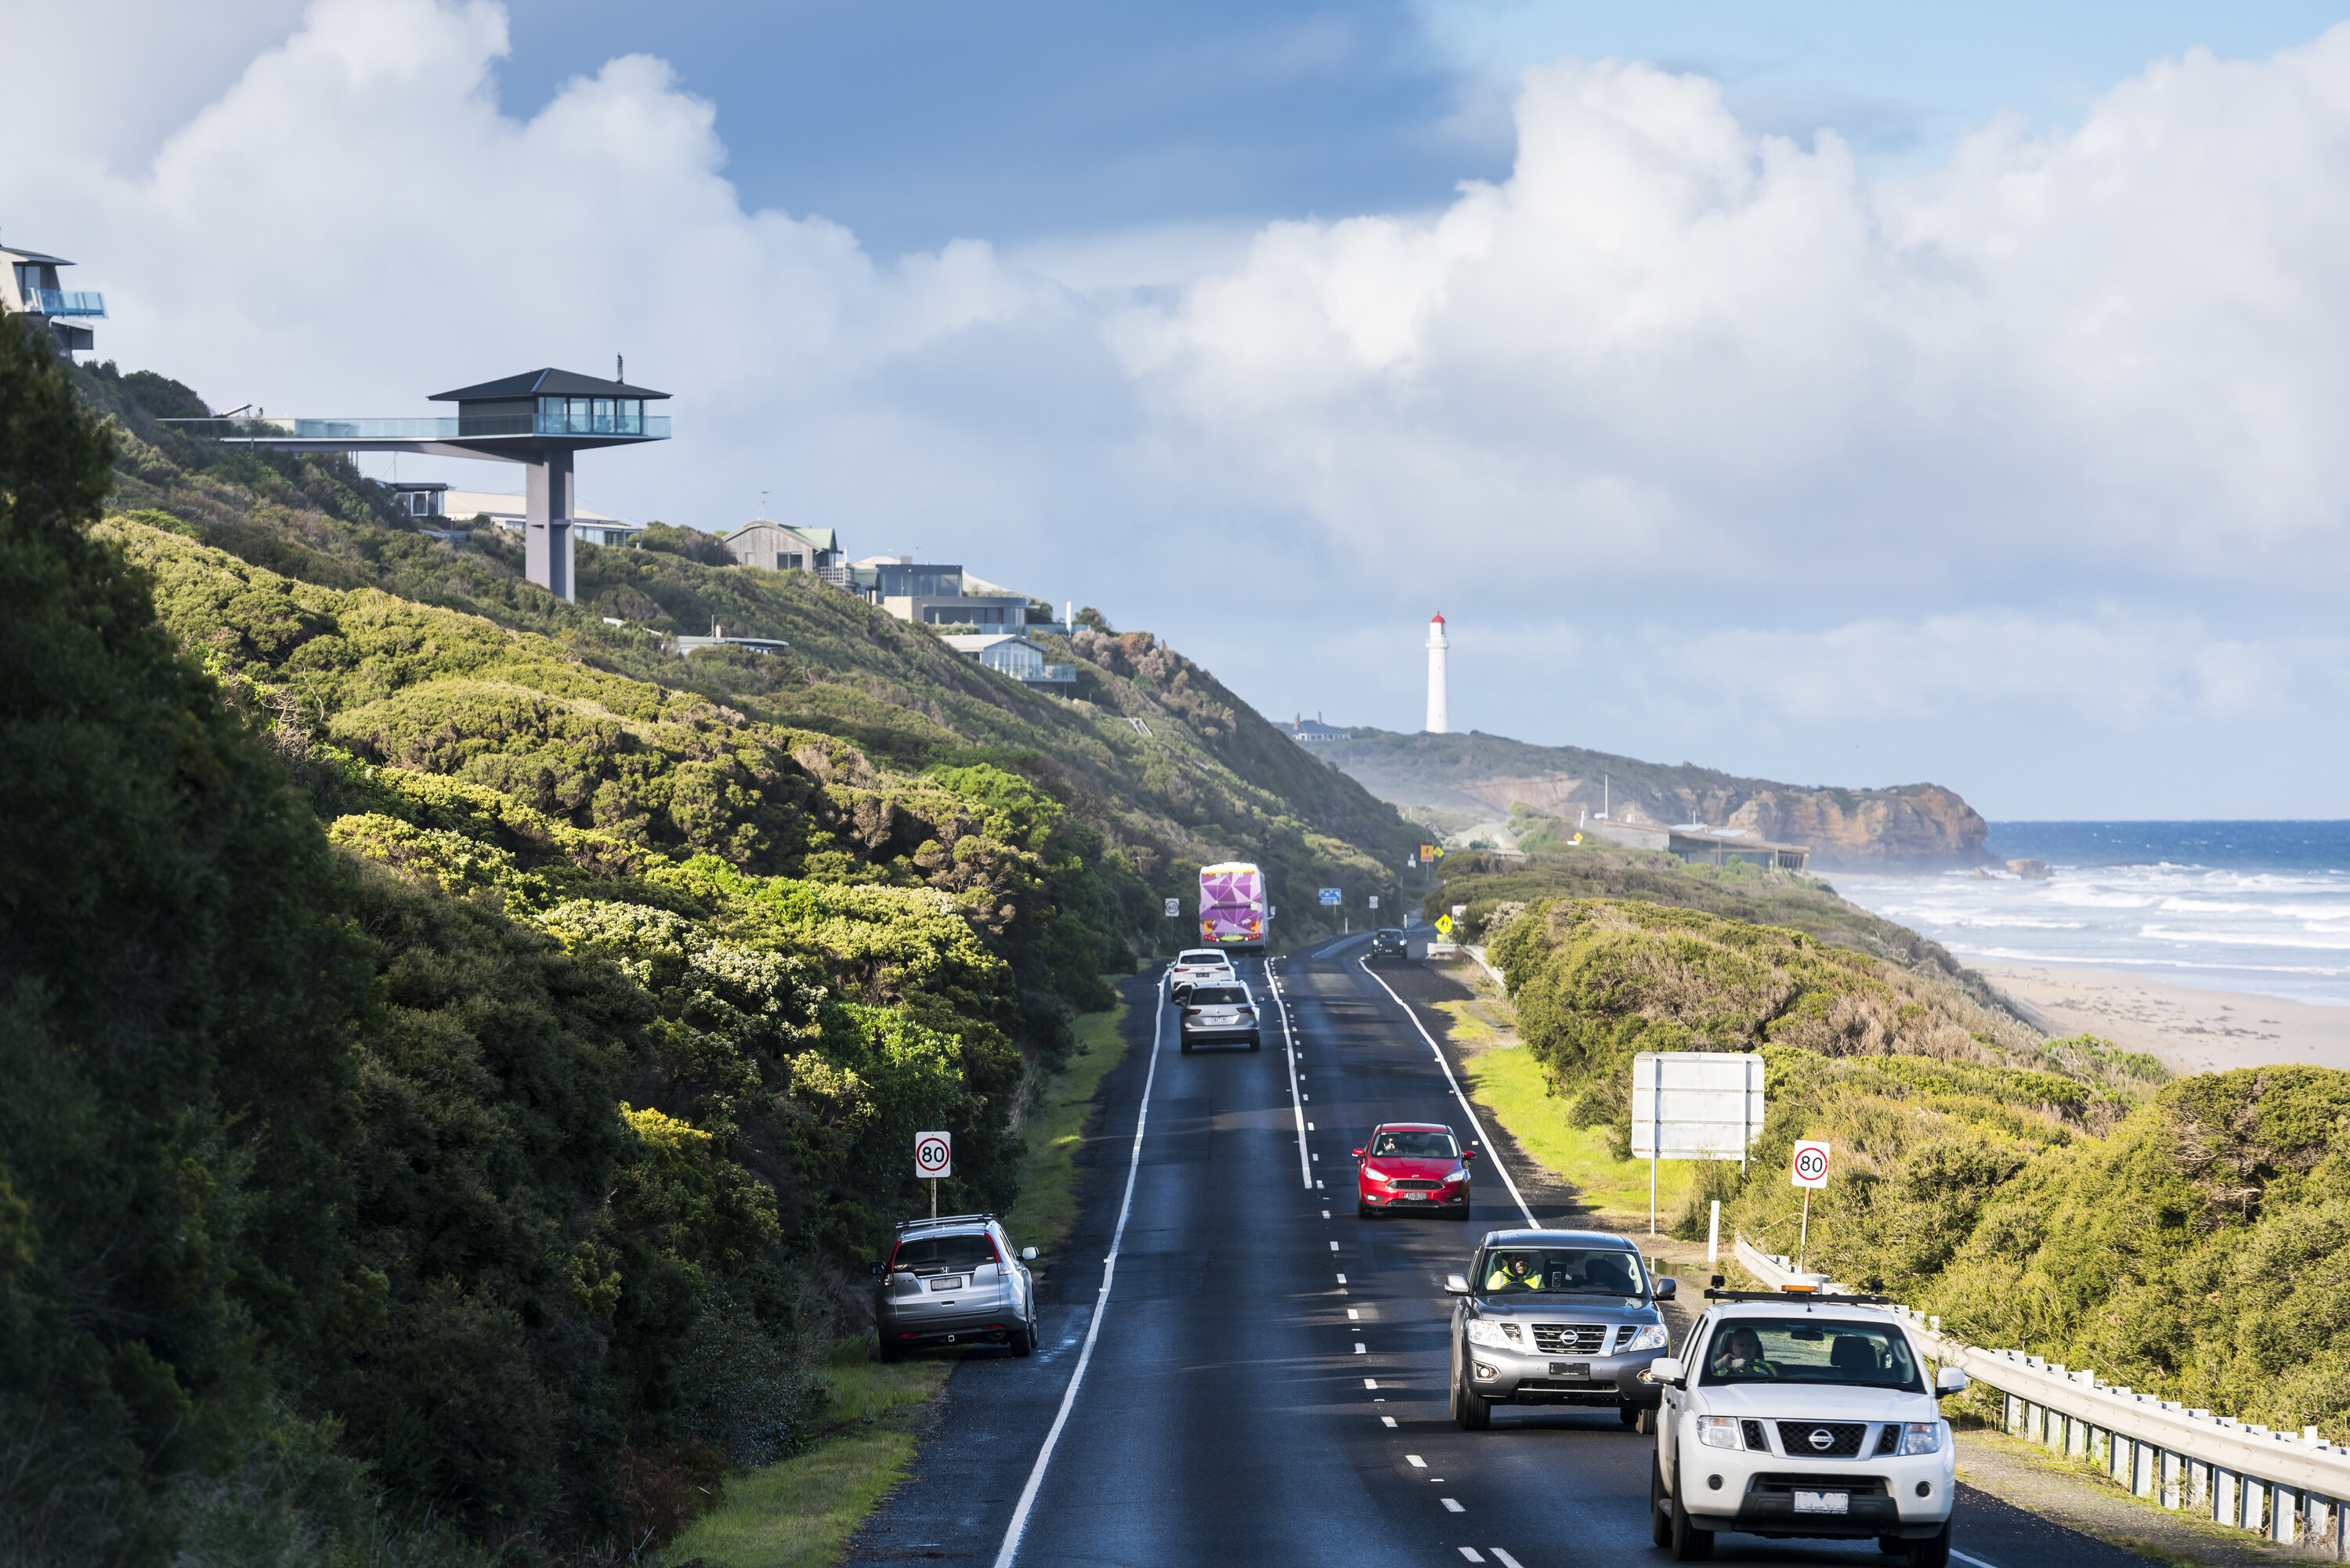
[1977, 963, 2350, 1075]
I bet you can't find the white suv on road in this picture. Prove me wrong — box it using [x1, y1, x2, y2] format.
[1166, 948, 1236, 999]
[1649, 1294, 1969, 1566]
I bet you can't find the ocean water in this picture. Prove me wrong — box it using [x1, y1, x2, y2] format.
[1829, 822, 2350, 1006]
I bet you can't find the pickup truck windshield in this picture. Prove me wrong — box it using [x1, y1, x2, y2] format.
[1479, 1248, 1643, 1295]
[891, 1234, 995, 1275]
[1699, 1320, 1922, 1389]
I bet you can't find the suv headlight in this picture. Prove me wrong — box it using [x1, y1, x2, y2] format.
[1619, 1323, 1668, 1353]
[1697, 1416, 1744, 1451]
[1465, 1319, 1522, 1349]
[1897, 1422, 1943, 1456]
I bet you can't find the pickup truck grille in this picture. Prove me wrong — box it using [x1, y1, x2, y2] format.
[1531, 1324, 1608, 1355]
[1746, 1473, 1888, 1497]
[1776, 1422, 1867, 1458]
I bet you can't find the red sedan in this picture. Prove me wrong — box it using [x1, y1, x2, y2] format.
[1352, 1122, 1477, 1219]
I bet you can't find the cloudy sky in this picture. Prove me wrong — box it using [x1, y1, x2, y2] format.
[9, 0, 2350, 821]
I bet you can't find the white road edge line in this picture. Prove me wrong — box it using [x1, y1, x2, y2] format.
[989, 979, 1167, 1568]
[1356, 957, 1537, 1227]
[1270, 954, 1311, 1189]
[1458, 1549, 1485, 1563]
[1950, 1552, 2002, 1568]
[1488, 1550, 1524, 1568]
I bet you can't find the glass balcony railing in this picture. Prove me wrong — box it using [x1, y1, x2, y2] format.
[157, 414, 670, 442]
[29, 289, 105, 317]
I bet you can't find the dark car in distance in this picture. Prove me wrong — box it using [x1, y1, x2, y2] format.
[1368, 928, 1408, 962]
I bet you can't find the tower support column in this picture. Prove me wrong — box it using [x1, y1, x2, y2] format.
[1426, 613, 1451, 733]
[526, 451, 575, 601]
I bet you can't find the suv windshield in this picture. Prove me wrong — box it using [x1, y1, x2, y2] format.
[1699, 1320, 1922, 1389]
[1372, 1130, 1456, 1158]
[1189, 985, 1249, 1004]
[891, 1233, 996, 1275]
[1479, 1247, 1644, 1295]
[1376, 930, 1404, 939]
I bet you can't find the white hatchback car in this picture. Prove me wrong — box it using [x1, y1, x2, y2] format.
[1650, 1295, 1969, 1566]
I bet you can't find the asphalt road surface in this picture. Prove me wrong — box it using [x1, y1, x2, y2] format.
[851, 937, 2160, 1568]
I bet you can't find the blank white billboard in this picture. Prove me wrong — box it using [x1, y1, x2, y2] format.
[1629, 1051, 1765, 1162]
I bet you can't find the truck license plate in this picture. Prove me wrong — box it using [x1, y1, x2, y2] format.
[1549, 1362, 1589, 1378]
[1793, 1491, 1849, 1515]
[928, 1277, 964, 1292]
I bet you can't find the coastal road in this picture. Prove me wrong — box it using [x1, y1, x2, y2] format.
[851, 937, 2160, 1568]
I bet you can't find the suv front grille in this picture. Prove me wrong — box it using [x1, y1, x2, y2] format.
[1531, 1324, 1608, 1355]
[1776, 1422, 1867, 1458]
[1875, 1423, 1900, 1455]
[1741, 1420, 1768, 1451]
[1746, 1474, 1888, 1497]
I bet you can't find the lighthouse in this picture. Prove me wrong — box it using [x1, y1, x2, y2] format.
[1426, 614, 1450, 733]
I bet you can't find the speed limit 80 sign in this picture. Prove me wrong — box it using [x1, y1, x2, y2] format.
[1790, 1140, 1831, 1190]
[915, 1130, 953, 1181]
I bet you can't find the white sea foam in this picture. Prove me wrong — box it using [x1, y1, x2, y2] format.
[1833, 832, 2350, 1006]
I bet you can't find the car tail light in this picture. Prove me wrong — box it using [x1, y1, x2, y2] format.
[1183, 1006, 1202, 1016]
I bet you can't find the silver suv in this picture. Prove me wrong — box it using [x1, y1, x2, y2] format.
[872, 1214, 1038, 1360]
[1444, 1229, 1677, 1430]
[1178, 978, 1261, 1052]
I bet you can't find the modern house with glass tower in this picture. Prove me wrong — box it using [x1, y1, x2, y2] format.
[181, 367, 670, 600]
[1, 243, 107, 355]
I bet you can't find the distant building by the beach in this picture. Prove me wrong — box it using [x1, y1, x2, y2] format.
[1591, 817, 1811, 873]
[1281, 714, 1348, 743]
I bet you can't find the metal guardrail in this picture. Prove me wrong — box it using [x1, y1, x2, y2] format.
[1730, 1235, 2350, 1555]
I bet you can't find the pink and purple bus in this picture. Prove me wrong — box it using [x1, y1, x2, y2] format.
[1198, 862, 1267, 955]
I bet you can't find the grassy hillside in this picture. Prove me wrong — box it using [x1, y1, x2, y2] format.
[0, 345, 1427, 1566]
[76, 359, 1418, 952]
[1308, 727, 1988, 869]
[1488, 893, 2350, 1441]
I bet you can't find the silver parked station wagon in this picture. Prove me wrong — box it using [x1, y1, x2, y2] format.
[872, 1214, 1038, 1360]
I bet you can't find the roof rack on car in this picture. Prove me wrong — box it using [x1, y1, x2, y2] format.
[1700, 1272, 1891, 1304]
[896, 1212, 995, 1230]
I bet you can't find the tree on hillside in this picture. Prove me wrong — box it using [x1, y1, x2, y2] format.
[0, 318, 378, 1559]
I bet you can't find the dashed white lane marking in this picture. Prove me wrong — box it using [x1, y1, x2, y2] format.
[1353, 1342, 1366, 1353]
[1354, 958, 1537, 1227]
[1441, 1498, 1465, 1513]
[989, 977, 1169, 1568]
[1336, 1273, 1347, 1284]
[1458, 1548, 1484, 1563]
[1315, 1180, 1325, 1190]
[1489, 1552, 1525, 1568]
[1381, 1415, 1397, 1428]
[1364, 1378, 1378, 1389]
[1321, 1210, 1332, 1219]
[1329, 1241, 1340, 1252]
[1269, 956, 1311, 1190]
[1312, 1153, 1320, 1162]
[1306, 1122, 1314, 1131]
[1406, 1454, 1426, 1468]
[1347, 1308, 1360, 1320]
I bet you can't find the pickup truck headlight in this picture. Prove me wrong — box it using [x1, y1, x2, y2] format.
[1896, 1422, 1943, 1456]
[1442, 1168, 1469, 1183]
[1697, 1416, 1744, 1451]
[1464, 1319, 1522, 1349]
[1619, 1324, 1668, 1353]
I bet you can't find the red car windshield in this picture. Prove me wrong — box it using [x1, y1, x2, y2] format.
[1371, 1130, 1456, 1158]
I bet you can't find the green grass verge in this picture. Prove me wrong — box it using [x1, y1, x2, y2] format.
[1463, 1041, 1697, 1221]
[1001, 996, 1130, 1255]
[662, 995, 1129, 1567]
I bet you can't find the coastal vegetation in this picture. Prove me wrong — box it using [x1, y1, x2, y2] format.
[0, 333, 1408, 1563]
[1482, 893, 2350, 1440]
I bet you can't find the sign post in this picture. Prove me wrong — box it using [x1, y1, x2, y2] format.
[1630, 1052, 1767, 1237]
[916, 1130, 953, 1218]
[1789, 1140, 1831, 1272]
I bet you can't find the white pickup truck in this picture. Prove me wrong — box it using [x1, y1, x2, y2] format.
[1649, 1293, 1969, 1566]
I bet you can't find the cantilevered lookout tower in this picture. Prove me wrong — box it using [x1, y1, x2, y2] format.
[182, 367, 670, 601]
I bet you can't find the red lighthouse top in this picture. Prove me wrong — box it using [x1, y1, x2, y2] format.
[1431, 613, 1445, 623]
